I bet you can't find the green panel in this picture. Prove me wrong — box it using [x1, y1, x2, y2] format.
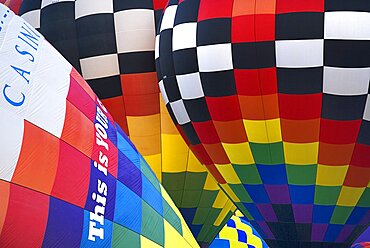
[249, 142, 285, 165]
[141, 201, 165, 246]
[181, 190, 203, 208]
[233, 164, 262, 184]
[200, 224, 220, 243]
[163, 200, 182, 235]
[167, 190, 183, 206]
[229, 184, 253, 203]
[286, 164, 317, 185]
[162, 172, 186, 191]
[184, 172, 207, 190]
[314, 186, 341, 205]
[192, 207, 211, 225]
[357, 187, 370, 207]
[141, 157, 161, 192]
[330, 206, 354, 224]
[198, 190, 218, 208]
[112, 223, 141, 248]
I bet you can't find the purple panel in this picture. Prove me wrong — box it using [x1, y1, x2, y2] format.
[118, 151, 142, 197]
[265, 184, 291, 204]
[293, 204, 313, 223]
[311, 223, 328, 241]
[256, 204, 278, 222]
[336, 225, 355, 242]
[354, 226, 370, 243]
[258, 221, 275, 239]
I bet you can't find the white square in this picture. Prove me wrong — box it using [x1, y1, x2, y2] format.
[323, 67, 370, 95]
[172, 22, 197, 51]
[21, 9, 41, 29]
[364, 96, 370, 121]
[177, 72, 204, 99]
[159, 80, 169, 105]
[325, 12, 370, 40]
[170, 100, 191, 125]
[197, 43, 233, 72]
[80, 54, 119, 80]
[160, 5, 177, 32]
[114, 9, 155, 53]
[75, 0, 113, 19]
[155, 35, 160, 59]
[276, 39, 324, 68]
[41, 0, 74, 9]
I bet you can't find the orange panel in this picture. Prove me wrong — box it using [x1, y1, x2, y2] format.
[61, 101, 94, 158]
[0, 180, 10, 235]
[281, 119, 320, 143]
[233, 0, 255, 16]
[124, 93, 159, 116]
[318, 142, 355, 166]
[256, 0, 276, 14]
[239, 95, 265, 120]
[344, 166, 370, 187]
[213, 120, 248, 143]
[121, 72, 159, 95]
[204, 143, 231, 165]
[12, 121, 60, 194]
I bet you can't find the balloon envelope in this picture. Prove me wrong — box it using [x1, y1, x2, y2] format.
[19, 0, 236, 245]
[0, 4, 199, 247]
[156, 0, 370, 247]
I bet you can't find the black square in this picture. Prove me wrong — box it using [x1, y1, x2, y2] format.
[173, 48, 199, 75]
[114, 0, 153, 11]
[232, 41, 275, 69]
[267, 222, 298, 241]
[272, 204, 295, 223]
[184, 97, 212, 122]
[87, 75, 122, 99]
[358, 120, 370, 145]
[196, 18, 231, 46]
[118, 51, 155, 74]
[324, 40, 370, 68]
[180, 122, 201, 145]
[76, 13, 117, 58]
[322, 94, 368, 120]
[19, 0, 41, 15]
[174, 0, 200, 25]
[163, 77, 182, 102]
[277, 67, 323, 94]
[276, 12, 324, 40]
[325, 0, 370, 12]
[200, 70, 236, 97]
[158, 29, 176, 78]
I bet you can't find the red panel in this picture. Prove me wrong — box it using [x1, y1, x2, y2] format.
[344, 166, 370, 187]
[235, 68, 277, 96]
[198, 0, 233, 21]
[350, 144, 370, 167]
[92, 138, 118, 178]
[320, 119, 361, 144]
[70, 68, 96, 100]
[67, 75, 97, 122]
[255, 14, 275, 41]
[0, 184, 49, 248]
[51, 141, 90, 208]
[153, 0, 168, 10]
[204, 143, 231, 165]
[121, 73, 159, 95]
[281, 119, 320, 143]
[205, 164, 227, 184]
[206, 95, 242, 121]
[276, 0, 324, 14]
[100, 96, 128, 135]
[318, 143, 354, 166]
[124, 93, 159, 116]
[279, 93, 322, 120]
[0, 181, 10, 235]
[213, 120, 248, 143]
[190, 143, 213, 165]
[193, 121, 221, 144]
[232, 15, 255, 43]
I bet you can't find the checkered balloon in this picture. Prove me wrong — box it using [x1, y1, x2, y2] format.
[156, 0, 370, 247]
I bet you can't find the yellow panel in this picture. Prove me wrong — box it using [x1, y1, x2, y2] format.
[235, 221, 252, 234]
[214, 200, 235, 226]
[186, 150, 206, 173]
[266, 118, 282, 143]
[127, 114, 160, 136]
[337, 186, 365, 207]
[140, 235, 162, 248]
[144, 154, 162, 182]
[247, 234, 263, 248]
[216, 164, 242, 184]
[284, 142, 319, 165]
[220, 184, 241, 203]
[235, 210, 243, 217]
[160, 96, 179, 135]
[213, 190, 228, 208]
[130, 134, 161, 155]
[243, 120, 268, 143]
[222, 142, 255, 164]
[164, 220, 197, 248]
[203, 173, 220, 191]
[161, 134, 188, 172]
[316, 164, 348, 186]
[219, 227, 238, 241]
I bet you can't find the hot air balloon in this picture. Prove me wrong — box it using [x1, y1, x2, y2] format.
[19, 0, 236, 245]
[210, 211, 269, 248]
[0, 0, 22, 14]
[0, 4, 199, 247]
[352, 227, 370, 248]
[155, 0, 370, 247]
